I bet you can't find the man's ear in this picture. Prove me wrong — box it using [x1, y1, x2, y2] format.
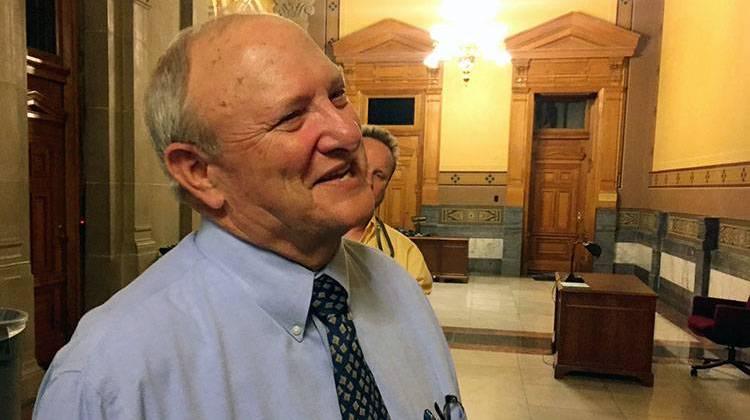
[163, 143, 225, 210]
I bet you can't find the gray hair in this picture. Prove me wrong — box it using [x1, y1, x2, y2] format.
[361, 125, 399, 175]
[144, 14, 264, 200]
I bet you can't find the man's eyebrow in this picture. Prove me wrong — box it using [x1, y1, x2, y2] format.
[275, 94, 311, 114]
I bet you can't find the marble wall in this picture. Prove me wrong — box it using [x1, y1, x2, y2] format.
[709, 269, 750, 302]
[614, 209, 750, 313]
[614, 242, 652, 271]
[420, 205, 505, 275]
[660, 252, 696, 293]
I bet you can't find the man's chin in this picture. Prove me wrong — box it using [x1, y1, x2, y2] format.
[341, 197, 375, 231]
[315, 189, 373, 230]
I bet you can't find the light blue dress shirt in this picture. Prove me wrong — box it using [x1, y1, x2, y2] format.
[33, 221, 459, 419]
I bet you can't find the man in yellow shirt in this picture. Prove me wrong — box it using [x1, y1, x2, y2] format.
[345, 125, 433, 294]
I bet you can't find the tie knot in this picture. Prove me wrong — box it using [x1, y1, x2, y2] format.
[310, 275, 349, 318]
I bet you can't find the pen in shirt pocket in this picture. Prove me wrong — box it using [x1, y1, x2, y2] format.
[424, 394, 467, 420]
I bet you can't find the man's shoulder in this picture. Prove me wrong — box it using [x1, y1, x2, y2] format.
[381, 222, 418, 245]
[342, 238, 401, 270]
[48, 234, 210, 373]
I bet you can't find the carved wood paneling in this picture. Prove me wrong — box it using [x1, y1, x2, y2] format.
[505, 12, 639, 59]
[26, 0, 81, 368]
[333, 18, 434, 65]
[422, 92, 442, 204]
[376, 135, 419, 229]
[503, 12, 639, 274]
[27, 90, 65, 122]
[333, 19, 443, 222]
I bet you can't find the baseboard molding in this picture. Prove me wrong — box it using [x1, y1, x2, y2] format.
[658, 277, 693, 315]
[468, 258, 502, 275]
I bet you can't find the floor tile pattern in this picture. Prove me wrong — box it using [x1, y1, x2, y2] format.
[429, 276, 750, 420]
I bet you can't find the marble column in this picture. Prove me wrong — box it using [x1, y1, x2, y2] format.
[81, 0, 139, 308]
[0, 0, 44, 407]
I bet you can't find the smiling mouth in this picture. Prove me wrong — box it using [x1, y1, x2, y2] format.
[315, 164, 355, 185]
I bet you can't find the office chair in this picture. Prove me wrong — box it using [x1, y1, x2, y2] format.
[687, 295, 750, 376]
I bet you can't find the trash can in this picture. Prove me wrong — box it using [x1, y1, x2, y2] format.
[0, 308, 28, 420]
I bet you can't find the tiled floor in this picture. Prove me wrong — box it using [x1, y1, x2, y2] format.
[428, 276, 750, 420]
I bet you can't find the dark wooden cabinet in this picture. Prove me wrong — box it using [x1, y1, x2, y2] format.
[553, 272, 656, 386]
[411, 237, 469, 283]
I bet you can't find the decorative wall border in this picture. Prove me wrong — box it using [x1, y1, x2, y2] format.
[717, 220, 750, 254]
[649, 161, 750, 188]
[712, 219, 750, 282]
[617, 208, 660, 235]
[641, 211, 659, 233]
[666, 215, 701, 242]
[618, 209, 640, 229]
[438, 171, 508, 186]
[440, 207, 503, 225]
[324, 0, 340, 55]
[419, 205, 504, 240]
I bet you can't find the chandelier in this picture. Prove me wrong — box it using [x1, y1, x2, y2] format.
[423, 0, 512, 83]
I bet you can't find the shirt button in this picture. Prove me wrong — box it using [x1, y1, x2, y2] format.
[291, 325, 303, 336]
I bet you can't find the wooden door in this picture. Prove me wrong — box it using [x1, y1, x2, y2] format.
[27, 0, 80, 367]
[376, 134, 421, 230]
[526, 128, 592, 273]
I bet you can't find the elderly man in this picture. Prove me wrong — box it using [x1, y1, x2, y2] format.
[33, 14, 459, 420]
[345, 125, 433, 294]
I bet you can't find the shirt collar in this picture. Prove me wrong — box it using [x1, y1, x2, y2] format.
[359, 216, 378, 243]
[194, 220, 350, 342]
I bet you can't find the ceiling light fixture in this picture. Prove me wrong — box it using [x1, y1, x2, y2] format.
[424, 0, 512, 83]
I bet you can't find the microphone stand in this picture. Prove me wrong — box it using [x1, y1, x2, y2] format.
[565, 240, 584, 283]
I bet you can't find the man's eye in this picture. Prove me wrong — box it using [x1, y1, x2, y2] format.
[274, 109, 304, 128]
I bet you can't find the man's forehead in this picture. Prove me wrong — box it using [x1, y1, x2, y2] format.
[190, 16, 304, 63]
[185, 15, 340, 113]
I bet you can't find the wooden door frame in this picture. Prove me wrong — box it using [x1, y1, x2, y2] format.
[504, 12, 639, 274]
[523, 93, 600, 273]
[27, 0, 81, 345]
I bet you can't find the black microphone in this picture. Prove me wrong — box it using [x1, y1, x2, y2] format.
[565, 240, 602, 283]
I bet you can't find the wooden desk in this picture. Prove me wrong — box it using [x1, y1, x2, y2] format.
[410, 236, 469, 283]
[553, 272, 656, 386]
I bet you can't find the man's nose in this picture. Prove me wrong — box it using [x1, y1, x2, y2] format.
[315, 102, 361, 155]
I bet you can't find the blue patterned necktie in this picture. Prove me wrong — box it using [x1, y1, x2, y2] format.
[310, 274, 390, 420]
